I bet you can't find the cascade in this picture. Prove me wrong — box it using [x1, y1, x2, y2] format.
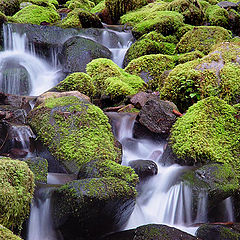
[0, 24, 61, 96]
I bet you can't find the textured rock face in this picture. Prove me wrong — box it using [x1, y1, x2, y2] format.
[60, 36, 112, 74]
[137, 98, 178, 136]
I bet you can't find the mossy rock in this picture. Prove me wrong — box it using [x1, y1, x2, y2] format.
[86, 58, 145, 100]
[0, 0, 20, 16]
[160, 42, 240, 111]
[65, 0, 95, 10]
[177, 50, 205, 64]
[124, 38, 176, 66]
[52, 177, 137, 239]
[56, 72, 96, 97]
[28, 96, 122, 174]
[0, 157, 34, 231]
[105, 0, 147, 23]
[125, 54, 177, 90]
[90, 0, 105, 13]
[0, 225, 22, 240]
[167, 0, 204, 25]
[170, 97, 240, 174]
[10, 5, 60, 25]
[23, 157, 48, 184]
[19, 0, 58, 8]
[176, 26, 231, 54]
[182, 163, 239, 210]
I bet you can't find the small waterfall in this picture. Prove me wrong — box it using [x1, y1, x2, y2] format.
[195, 191, 208, 223]
[223, 197, 235, 222]
[0, 24, 61, 96]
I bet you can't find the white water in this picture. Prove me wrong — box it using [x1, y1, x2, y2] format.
[223, 197, 235, 222]
[0, 24, 60, 96]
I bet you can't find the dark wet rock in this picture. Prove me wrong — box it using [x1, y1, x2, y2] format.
[102, 224, 198, 240]
[130, 92, 157, 109]
[0, 105, 27, 124]
[217, 1, 239, 9]
[137, 99, 178, 136]
[9, 148, 28, 158]
[52, 177, 136, 240]
[60, 36, 112, 74]
[181, 163, 239, 210]
[129, 159, 158, 179]
[196, 224, 240, 240]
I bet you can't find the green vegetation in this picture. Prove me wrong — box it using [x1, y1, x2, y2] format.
[0, 157, 34, 231]
[10, 5, 60, 25]
[170, 97, 240, 174]
[86, 58, 145, 99]
[19, 0, 59, 8]
[177, 50, 205, 64]
[56, 72, 96, 97]
[176, 26, 231, 54]
[160, 42, 240, 111]
[0, 225, 22, 240]
[0, 0, 20, 16]
[65, 0, 95, 11]
[90, 0, 105, 13]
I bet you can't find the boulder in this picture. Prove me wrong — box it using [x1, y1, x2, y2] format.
[129, 159, 158, 179]
[60, 36, 112, 74]
[0, 157, 34, 231]
[102, 224, 198, 240]
[52, 177, 137, 239]
[196, 224, 240, 240]
[137, 98, 178, 136]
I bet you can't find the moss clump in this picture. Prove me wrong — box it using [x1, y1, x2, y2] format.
[105, 0, 147, 23]
[124, 38, 176, 65]
[28, 96, 121, 174]
[0, 157, 34, 231]
[177, 50, 205, 64]
[86, 58, 145, 99]
[10, 5, 60, 25]
[90, 0, 105, 13]
[176, 26, 231, 54]
[171, 97, 240, 174]
[56, 72, 96, 97]
[125, 54, 177, 90]
[24, 157, 48, 184]
[19, 0, 59, 8]
[0, 0, 20, 16]
[160, 42, 240, 111]
[65, 0, 95, 10]
[167, 0, 204, 25]
[0, 225, 22, 240]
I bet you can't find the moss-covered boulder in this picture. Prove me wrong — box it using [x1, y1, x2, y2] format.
[19, 0, 59, 8]
[160, 42, 240, 111]
[182, 163, 239, 210]
[10, 5, 60, 25]
[0, 0, 20, 16]
[65, 0, 95, 10]
[86, 58, 145, 101]
[170, 97, 240, 173]
[196, 224, 240, 240]
[0, 157, 34, 231]
[60, 36, 111, 74]
[52, 177, 137, 239]
[58, 8, 102, 28]
[167, 0, 204, 25]
[176, 26, 231, 54]
[0, 225, 22, 240]
[56, 72, 96, 97]
[125, 54, 177, 90]
[105, 0, 147, 23]
[28, 96, 121, 173]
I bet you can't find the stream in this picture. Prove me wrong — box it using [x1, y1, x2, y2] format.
[0, 23, 235, 239]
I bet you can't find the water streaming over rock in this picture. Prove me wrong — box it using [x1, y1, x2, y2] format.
[0, 24, 61, 96]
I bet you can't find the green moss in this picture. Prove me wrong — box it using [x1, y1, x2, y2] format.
[86, 58, 145, 98]
[58, 11, 81, 28]
[90, 0, 105, 13]
[19, 0, 59, 8]
[105, 0, 147, 23]
[125, 38, 176, 65]
[28, 96, 121, 174]
[65, 0, 95, 10]
[170, 97, 240, 174]
[10, 5, 60, 25]
[167, 0, 204, 25]
[24, 158, 48, 184]
[176, 26, 231, 54]
[177, 50, 205, 64]
[125, 54, 177, 90]
[0, 157, 34, 231]
[0, 0, 20, 16]
[160, 42, 240, 111]
[56, 72, 96, 97]
[0, 225, 22, 240]
[205, 5, 229, 28]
